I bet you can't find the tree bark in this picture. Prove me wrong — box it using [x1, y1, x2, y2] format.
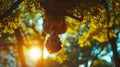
[35, 43, 44, 67]
[102, 0, 120, 66]
[109, 34, 120, 67]
[15, 29, 27, 67]
[35, 35, 45, 67]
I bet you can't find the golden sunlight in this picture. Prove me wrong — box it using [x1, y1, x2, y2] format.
[28, 47, 41, 61]
[43, 48, 49, 59]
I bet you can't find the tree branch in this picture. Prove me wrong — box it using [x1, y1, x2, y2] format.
[0, 0, 24, 21]
[15, 28, 28, 67]
[65, 12, 83, 22]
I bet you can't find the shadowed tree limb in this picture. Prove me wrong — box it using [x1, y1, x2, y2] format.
[0, 0, 24, 21]
[15, 28, 28, 67]
[65, 12, 83, 22]
[101, 0, 120, 67]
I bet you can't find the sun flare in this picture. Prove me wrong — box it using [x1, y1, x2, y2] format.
[43, 48, 49, 59]
[28, 47, 41, 61]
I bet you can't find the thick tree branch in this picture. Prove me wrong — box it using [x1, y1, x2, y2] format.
[0, 0, 24, 21]
[15, 28, 28, 67]
[101, 0, 120, 67]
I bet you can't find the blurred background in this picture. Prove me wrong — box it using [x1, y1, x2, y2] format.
[0, 0, 120, 67]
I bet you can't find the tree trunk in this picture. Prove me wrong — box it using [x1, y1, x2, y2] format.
[35, 47, 44, 67]
[109, 35, 120, 67]
[15, 29, 27, 67]
[102, 0, 120, 66]
[35, 53, 44, 67]
[35, 37, 45, 67]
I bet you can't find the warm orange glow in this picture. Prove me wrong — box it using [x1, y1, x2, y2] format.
[28, 47, 41, 61]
